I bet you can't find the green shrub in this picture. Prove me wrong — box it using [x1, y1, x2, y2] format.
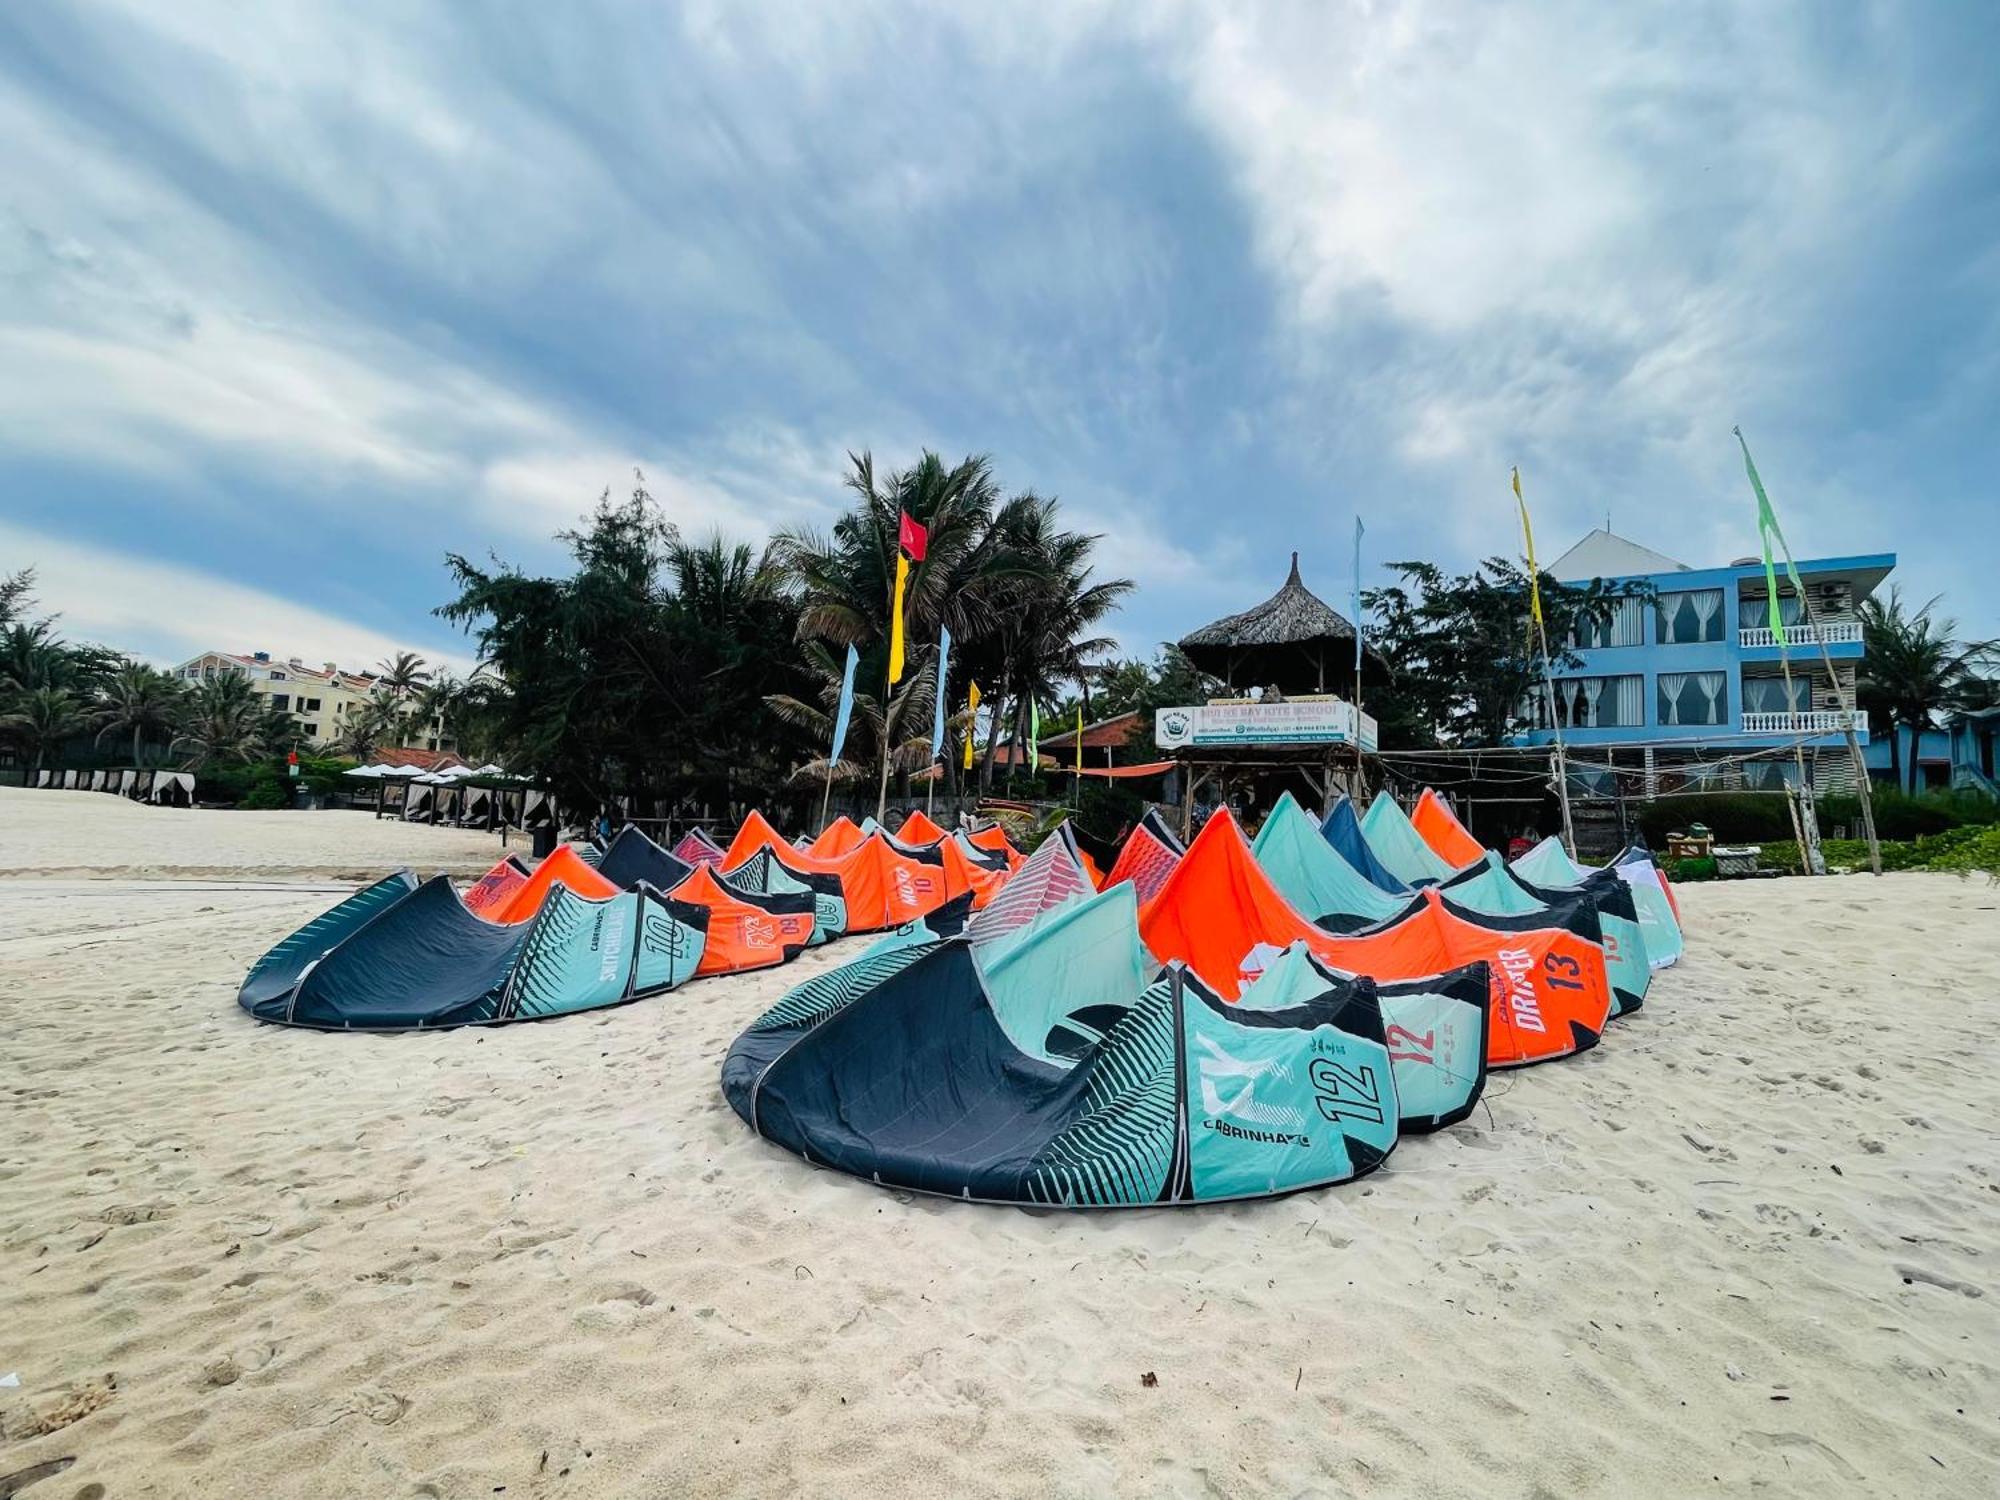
[1636, 793, 1795, 844]
[1757, 823, 2000, 876]
[238, 778, 293, 810]
[1821, 786, 1999, 840]
[1672, 856, 1719, 882]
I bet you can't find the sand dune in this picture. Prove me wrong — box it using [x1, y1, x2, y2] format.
[2, 789, 1997, 1497]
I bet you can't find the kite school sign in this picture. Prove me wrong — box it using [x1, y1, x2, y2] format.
[1155, 698, 1378, 751]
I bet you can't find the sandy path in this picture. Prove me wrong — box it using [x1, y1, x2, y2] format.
[2, 798, 1997, 1497]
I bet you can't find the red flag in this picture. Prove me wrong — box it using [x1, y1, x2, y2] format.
[898, 511, 928, 562]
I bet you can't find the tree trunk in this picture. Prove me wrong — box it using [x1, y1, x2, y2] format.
[133, 724, 143, 767]
[979, 687, 1008, 792]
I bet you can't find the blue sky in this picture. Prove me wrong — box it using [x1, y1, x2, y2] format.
[3, 2, 1996, 675]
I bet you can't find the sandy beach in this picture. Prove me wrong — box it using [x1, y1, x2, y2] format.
[2, 786, 1996, 1498]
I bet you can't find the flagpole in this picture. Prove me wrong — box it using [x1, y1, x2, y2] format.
[1351, 515, 1368, 805]
[1736, 428, 1882, 876]
[1515, 470, 1577, 856]
[1533, 609, 1579, 857]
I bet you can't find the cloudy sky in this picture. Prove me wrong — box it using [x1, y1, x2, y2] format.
[3, 1, 1995, 673]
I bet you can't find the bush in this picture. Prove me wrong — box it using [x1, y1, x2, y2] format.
[1636, 793, 1796, 844]
[1757, 822, 2000, 876]
[238, 777, 293, 810]
[1672, 856, 1719, 882]
[1821, 786, 1999, 840]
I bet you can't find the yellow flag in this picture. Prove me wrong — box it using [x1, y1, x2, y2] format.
[1513, 466, 1544, 629]
[962, 680, 981, 769]
[1074, 704, 1084, 772]
[888, 552, 909, 683]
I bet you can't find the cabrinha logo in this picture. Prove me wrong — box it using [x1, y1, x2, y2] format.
[1495, 947, 1546, 1033]
[1193, 1034, 1311, 1147]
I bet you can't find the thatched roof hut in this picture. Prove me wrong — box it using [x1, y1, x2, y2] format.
[1178, 552, 1366, 694]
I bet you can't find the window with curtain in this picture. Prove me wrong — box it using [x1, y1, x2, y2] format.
[1553, 674, 1644, 727]
[1568, 596, 1644, 649]
[1658, 671, 1727, 726]
[1742, 590, 1805, 627]
[1655, 588, 1725, 643]
[1741, 676, 1811, 715]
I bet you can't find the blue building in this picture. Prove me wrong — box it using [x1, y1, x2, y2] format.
[1512, 529, 1889, 794]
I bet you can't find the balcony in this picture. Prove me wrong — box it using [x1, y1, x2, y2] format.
[1740, 709, 1869, 736]
[1739, 621, 1862, 649]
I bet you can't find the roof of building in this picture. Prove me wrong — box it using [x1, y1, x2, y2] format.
[1180, 553, 1358, 655]
[1037, 710, 1144, 751]
[179, 650, 381, 693]
[1547, 529, 1691, 582]
[368, 747, 468, 772]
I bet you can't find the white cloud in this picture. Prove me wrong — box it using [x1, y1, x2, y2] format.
[0, 519, 469, 674]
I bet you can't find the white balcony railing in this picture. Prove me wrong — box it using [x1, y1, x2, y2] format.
[1740, 709, 1869, 736]
[1739, 621, 1862, 649]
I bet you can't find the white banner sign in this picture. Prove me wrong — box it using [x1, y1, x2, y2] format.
[1155, 699, 1377, 751]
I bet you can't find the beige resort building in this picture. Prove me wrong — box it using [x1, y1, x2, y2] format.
[170, 651, 451, 752]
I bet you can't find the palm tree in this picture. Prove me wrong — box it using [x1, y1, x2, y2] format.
[768, 451, 1010, 817]
[1858, 587, 1999, 792]
[412, 670, 463, 751]
[359, 684, 413, 749]
[170, 671, 272, 769]
[1, 686, 88, 772]
[374, 651, 431, 697]
[971, 495, 1132, 788]
[333, 715, 384, 761]
[94, 664, 184, 766]
[764, 644, 940, 819]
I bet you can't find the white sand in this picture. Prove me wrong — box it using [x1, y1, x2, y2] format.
[0, 787, 509, 881]
[2, 788, 1997, 1497]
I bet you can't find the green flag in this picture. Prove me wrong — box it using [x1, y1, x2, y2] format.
[1029, 696, 1040, 763]
[1736, 427, 1807, 646]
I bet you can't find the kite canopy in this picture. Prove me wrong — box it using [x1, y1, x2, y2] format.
[1103, 810, 1184, 905]
[1236, 943, 1492, 1133]
[1443, 852, 1650, 1015]
[722, 808, 797, 868]
[238, 873, 708, 1030]
[670, 828, 728, 867]
[1360, 792, 1462, 887]
[1516, 837, 1683, 968]
[666, 863, 816, 975]
[1320, 797, 1408, 895]
[939, 838, 1007, 910]
[1513, 835, 1585, 885]
[895, 809, 948, 846]
[724, 847, 848, 945]
[723, 942, 1401, 1206]
[966, 823, 1097, 949]
[1139, 810, 1610, 1065]
[809, 816, 865, 860]
[491, 845, 620, 924]
[1612, 846, 1684, 967]
[963, 823, 1026, 868]
[1251, 792, 1408, 932]
[463, 855, 531, 917]
[1139, 808, 1335, 1001]
[597, 827, 694, 893]
[1411, 789, 1485, 869]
